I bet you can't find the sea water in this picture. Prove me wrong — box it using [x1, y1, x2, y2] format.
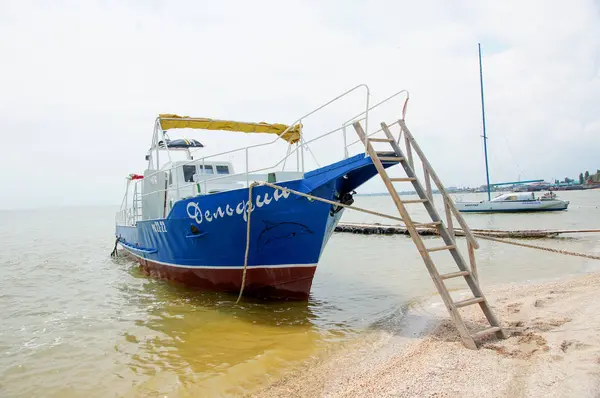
[0, 190, 598, 397]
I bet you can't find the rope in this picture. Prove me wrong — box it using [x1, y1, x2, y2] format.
[258, 182, 600, 261]
[258, 182, 438, 226]
[468, 228, 600, 236]
[474, 234, 600, 261]
[110, 237, 120, 257]
[233, 180, 598, 303]
[234, 180, 414, 302]
[236, 182, 256, 303]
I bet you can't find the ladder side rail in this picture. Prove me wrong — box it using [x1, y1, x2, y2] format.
[404, 133, 414, 169]
[399, 120, 479, 250]
[423, 166, 433, 201]
[396, 123, 403, 145]
[468, 241, 479, 282]
[355, 121, 478, 349]
[444, 197, 455, 238]
[390, 122, 504, 338]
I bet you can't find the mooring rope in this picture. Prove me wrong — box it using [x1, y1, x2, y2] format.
[474, 234, 600, 261]
[258, 182, 444, 227]
[257, 182, 600, 263]
[236, 182, 256, 303]
[110, 237, 120, 257]
[233, 181, 599, 302]
[262, 183, 405, 223]
[234, 181, 412, 302]
[468, 228, 600, 236]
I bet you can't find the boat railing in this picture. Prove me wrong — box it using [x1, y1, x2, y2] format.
[139, 84, 370, 184]
[118, 85, 410, 224]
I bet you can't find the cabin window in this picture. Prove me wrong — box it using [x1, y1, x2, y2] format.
[183, 165, 196, 182]
[216, 165, 229, 175]
[199, 165, 214, 174]
[505, 195, 517, 201]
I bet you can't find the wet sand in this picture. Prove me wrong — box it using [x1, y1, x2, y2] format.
[255, 271, 600, 397]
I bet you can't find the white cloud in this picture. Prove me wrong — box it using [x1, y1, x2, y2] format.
[0, 0, 598, 208]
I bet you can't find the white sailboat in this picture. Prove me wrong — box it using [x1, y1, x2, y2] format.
[456, 191, 569, 213]
[455, 44, 569, 213]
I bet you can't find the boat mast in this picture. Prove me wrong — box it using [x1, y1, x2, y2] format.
[478, 43, 491, 201]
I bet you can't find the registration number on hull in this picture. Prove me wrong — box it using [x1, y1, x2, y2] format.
[151, 221, 167, 233]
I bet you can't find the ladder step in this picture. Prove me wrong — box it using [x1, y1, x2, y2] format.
[471, 326, 502, 340]
[390, 177, 417, 182]
[440, 271, 470, 280]
[378, 156, 405, 162]
[369, 137, 394, 143]
[454, 297, 485, 308]
[402, 199, 428, 204]
[426, 244, 456, 252]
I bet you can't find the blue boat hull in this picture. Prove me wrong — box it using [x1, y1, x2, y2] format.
[116, 153, 389, 299]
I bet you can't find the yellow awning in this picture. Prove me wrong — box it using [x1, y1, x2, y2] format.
[158, 114, 302, 144]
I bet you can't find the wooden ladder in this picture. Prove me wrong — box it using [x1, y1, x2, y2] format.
[353, 119, 506, 349]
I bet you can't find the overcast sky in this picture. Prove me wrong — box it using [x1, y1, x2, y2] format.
[1, 0, 599, 209]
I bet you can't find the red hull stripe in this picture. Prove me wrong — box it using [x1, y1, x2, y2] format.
[119, 244, 317, 269]
[120, 246, 317, 300]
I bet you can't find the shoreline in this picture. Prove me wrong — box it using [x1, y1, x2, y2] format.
[254, 271, 600, 397]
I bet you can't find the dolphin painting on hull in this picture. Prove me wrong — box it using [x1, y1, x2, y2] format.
[256, 221, 313, 252]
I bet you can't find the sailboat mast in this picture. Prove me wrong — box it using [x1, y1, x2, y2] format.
[478, 43, 491, 201]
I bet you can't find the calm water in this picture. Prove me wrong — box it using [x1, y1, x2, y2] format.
[1, 191, 599, 397]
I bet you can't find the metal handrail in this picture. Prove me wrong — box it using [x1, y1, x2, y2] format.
[132, 122, 354, 202]
[124, 85, 372, 209]
[156, 88, 408, 189]
[118, 86, 413, 224]
[140, 84, 371, 185]
[341, 90, 409, 155]
[133, 116, 384, 202]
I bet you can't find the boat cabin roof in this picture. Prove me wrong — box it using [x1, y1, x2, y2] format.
[157, 114, 302, 144]
[490, 192, 536, 202]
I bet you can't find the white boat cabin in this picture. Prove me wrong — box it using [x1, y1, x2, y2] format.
[117, 114, 313, 225]
[122, 133, 303, 223]
[490, 192, 538, 202]
[139, 137, 245, 219]
[162, 159, 243, 207]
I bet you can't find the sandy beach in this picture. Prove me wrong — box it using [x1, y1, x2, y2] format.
[255, 271, 600, 397]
